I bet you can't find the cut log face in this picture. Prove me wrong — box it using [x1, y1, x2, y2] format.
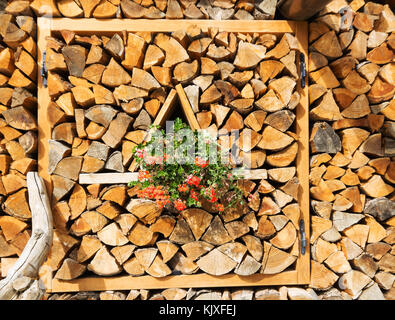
[87, 246, 122, 276]
[97, 223, 129, 246]
[263, 245, 297, 274]
[196, 249, 238, 276]
[62, 45, 87, 78]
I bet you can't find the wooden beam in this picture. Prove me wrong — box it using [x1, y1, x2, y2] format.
[44, 18, 297, 35]
[295, 21, 311, 285]
[50, 271, 299, 293]
[79, 172, 139, 184]
[176, 84, 201, 131]
[152, 89, 178, 127]
[79, 169, 268, 184]
[37, 18, 52, 196]
[233, 169, 268, 180]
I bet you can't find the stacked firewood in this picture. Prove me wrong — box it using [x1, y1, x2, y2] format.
[1, 0, 394, 301]
[44, 26, 303, 280]
[47, 286, 321, 300]
[19, 0, 279, 20]
[0, 8, 37, 278]
[308, 0, 395, 300]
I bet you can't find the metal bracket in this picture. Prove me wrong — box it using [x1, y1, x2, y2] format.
[300, 52, 306, 89]
[41, 50, 47, 88]
[300, 219, 306, 255]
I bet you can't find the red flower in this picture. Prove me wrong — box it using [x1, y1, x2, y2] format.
[204, 186, 217, 203]
[174, 199, 186, 211]
[135, 148, 146, 159]
[138, 170, 150, 182]
[190, 190, 199, 201]
[195, 157, 209, 168]
[178, 184, 189, 193]
[186, 174, 201, 187]
[216, 203, 224, 212]
[156, 195, 170, 209]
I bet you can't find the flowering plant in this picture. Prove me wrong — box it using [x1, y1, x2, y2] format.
[128, 118, 244, 213]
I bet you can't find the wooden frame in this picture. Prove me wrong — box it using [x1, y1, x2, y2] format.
[37, 18, 310, 293]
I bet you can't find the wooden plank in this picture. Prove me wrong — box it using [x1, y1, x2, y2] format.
[79, 173, 139, 184]
[294, 21, 311, 285]
[50, 271, 299, 293]
[37, 18, 52, 197]
[79, 169, 268, 184]
[45, 18, 296, 35]
[233, 169, 268, 180]
[152, 89, 178, 127]
[176, 84, 201, 131]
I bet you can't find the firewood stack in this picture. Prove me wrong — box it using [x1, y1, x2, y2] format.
[26, 0, 277, 21]
[0, 4, 37, 278]
[307, 0, 395, 300]
[43, 23, 304, 281]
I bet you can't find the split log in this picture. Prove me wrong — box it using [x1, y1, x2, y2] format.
[53, 157, 83, 182]
[310, 261, 339, 290]
[2, 107, 37, 131]
[71, 86, 95, 107]
[131, 68, 161, 91]
[128, 222, 157, 246]
[104, 34, 124, 60]
[154, 33, 189, 68]
[55, 259, 86, 280]
[98, 223, 129, 246]
[81, 211, 108, 233]
[258, 126, 294, 151]
[51, 174, 75, 202]
[264, 110, 295, 132]
[181, 241, 213, 261]
[62, 45, 87, 78]
[77, 235, 101, 263]
[156, 240, 179, 263]
[196, 249, 237, 276]
[92, 1, 117, 18]
[269, 222, 297, 250]
[312, 31, 343, 59]
[123, 257, 145, 276]
[149, 216, 176, 238]
[102, 58, 132, 87]
[147, 256, 171, 278]
[88, 246, 121, 276]
[263, 245, 297, 274]
[102, 113, 133, 149]
[134, 248, 157, 271]
[47, 102, 66, 128]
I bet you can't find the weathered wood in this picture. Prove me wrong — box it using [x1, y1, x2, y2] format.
[0, 173, 53, 300]
[88, 246, 121, 276]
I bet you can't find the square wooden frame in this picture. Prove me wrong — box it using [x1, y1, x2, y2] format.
[37, 18, 310, 293]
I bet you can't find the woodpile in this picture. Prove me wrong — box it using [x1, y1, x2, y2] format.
[308, 0, 395, 300]
[0, 7, 37, 282]
[43, 23, 303, 281]
[25, 0, 278, 21]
